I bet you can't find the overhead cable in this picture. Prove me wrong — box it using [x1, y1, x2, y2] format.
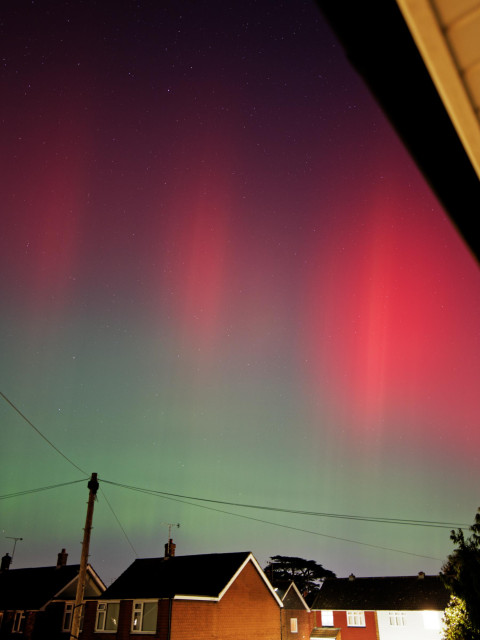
[0, 392, 87, 475]
[99, 478, 469, 529]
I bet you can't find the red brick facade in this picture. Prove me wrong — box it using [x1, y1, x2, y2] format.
[281, 608, 313, 640]
[80, 559, 281, 640]
[313, 610, 377, 640]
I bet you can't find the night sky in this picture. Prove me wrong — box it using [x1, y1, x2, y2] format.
[1, 0, 480, 587]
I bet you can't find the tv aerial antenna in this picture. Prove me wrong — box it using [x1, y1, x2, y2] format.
[6, 536, 23, 562]
[161, 522, 180, 539]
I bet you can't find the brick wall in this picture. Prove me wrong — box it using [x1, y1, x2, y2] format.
[170, 560, 281, 640]
[80, 559, 282, 640]
[332, 611, 377, 640]
[281, 608, 314, 640]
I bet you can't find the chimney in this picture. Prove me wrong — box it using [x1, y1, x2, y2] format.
[418, 571, 425, 579]
[348, 573, 355, 581]
[57, 548, 68, 568]
[164, 539, 176, 558]
[1, 553, 12, 571]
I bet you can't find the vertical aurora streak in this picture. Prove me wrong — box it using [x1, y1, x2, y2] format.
[1, 0, 479, 584]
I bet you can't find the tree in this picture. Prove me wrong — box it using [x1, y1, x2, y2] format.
[264, 555, 336, 596]
[441, 508, 480, 639]
[442, 596, 476, 640]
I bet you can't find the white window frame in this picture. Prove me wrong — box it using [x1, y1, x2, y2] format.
[63, 603, 74, 632]
[63, 602, 84, 632]
[321, 610, 334, 627]
[95, 601, 120, 632]
[290, 617, 298, 633]
[388, 611, 406, 626]
[12, 611, 26, 633]
[131, 600, 158, 634]
[347, 610, 365, 627]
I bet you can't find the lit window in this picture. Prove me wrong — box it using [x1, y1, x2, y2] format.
[321, 610, 334, 626]
[423, 610, 440, 630]
[132, 601, 158, 633]
[389, 611, 406, 626]
[12, 611, 25, 633]
[290, 617, 298, 633]
[347, 610, 365, 627]
[95, 602, 120, 631]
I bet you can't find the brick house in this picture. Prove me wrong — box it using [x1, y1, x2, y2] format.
[311, 573, 450, 640]
[279, 582, 314, 640]
[80, 546, 283, 640]
[0, 549, 105, 639]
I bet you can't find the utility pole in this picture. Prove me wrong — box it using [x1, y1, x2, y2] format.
[70, 473, 98, 640]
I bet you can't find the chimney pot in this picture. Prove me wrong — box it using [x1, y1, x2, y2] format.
[164, 539, 176, 558]
[57, 548, 68, 568]
[1, 553, 12, 571]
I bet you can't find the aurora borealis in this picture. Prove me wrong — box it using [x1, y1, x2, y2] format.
[1, 0, 480, 586]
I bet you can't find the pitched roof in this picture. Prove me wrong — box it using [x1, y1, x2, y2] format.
[311, 575, 449, 611]
[0, 565, 81, 610]
[281, 582, 310, 611]
[102, 552, 279, 602]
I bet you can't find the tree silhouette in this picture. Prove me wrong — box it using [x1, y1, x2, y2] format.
[264, 555, 335, 596]
[442, 508, 480, 639]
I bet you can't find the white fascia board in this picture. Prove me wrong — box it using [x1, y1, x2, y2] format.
[86, 564, 108, 593]
[173, 594, 219, 602]
[49, 565, 106, 606]
[284, 581, 310, 611]
[172, 554, 283, 606]
[396, 0, 480, 179]
[216, 553, 283, 606]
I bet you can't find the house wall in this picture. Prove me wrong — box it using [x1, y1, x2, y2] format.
[0, 611, 36, 640]
[80, 561, 281, 640]
[33, 601, 68, 639]
[324, 611, 378, 640]
[376, 610, 444, 640]
[281, 608, 313, 640]
[170, 560, 281, 640]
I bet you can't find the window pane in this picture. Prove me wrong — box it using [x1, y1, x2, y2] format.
[63, 604, 73, 631]
[322, 610, 334, 626]
[105, 603, 119, 631]
[347, 610, 365, 626]
[142, 602, 158, 632]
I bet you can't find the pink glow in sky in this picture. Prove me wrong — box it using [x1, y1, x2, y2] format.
[1, 0, 479, 585]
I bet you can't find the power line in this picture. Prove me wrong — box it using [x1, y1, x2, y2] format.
[100, 478, 445, 562]
[1, 392, 136, 557]
[99, 489, 138, 557]
[0, 479, 86, 500]
[0, 392, 87, 476]
[99, 479, 468, 530]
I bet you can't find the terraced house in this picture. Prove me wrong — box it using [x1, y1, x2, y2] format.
[310, 572, 450, 640]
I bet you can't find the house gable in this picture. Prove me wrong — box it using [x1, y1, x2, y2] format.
[170, 558, 282, 640]
[282, 582, 310, 610]
[174, 553, 283, 605]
